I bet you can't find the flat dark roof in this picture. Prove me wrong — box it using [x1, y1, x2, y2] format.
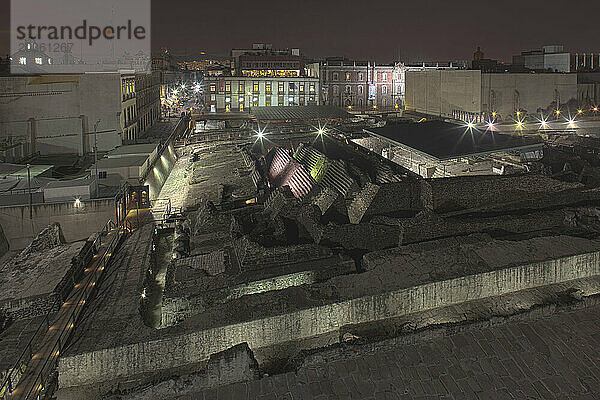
[251, 105, 353, 122]
[365, 121, 543, 161]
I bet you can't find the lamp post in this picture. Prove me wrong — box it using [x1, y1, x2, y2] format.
[27, 163, 32, 219]
[93, 119, 101, 197]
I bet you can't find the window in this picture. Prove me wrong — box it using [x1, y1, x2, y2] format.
[266, 82, 272, 94]
[48, 58, 52, 64]
[309, 84, 315, 93]
[35, 57, 42, 65]
[333, 85, 339, 95]
[225, 104, 231, 112]
[299, 84, 304, 93]
[210, 84, 216, 92]
[359, 99, 363, 107]
[253, 82, 259, 92]
[346, 72, 351, 81]
[99, 171, 107, 179]
[225, 97, 231, 103]
[382, 86, 388, 95]
[289, 82, 295, 93]
[358, 86, 363, 95]
[278, 82, 284, 93]
[266, 96, 271, 106]
[225, 83, 231, 92]
[210, 94, 216, 101]
[358, 72, 364, 81]
[19, 57, 26, 65]
[239, 103, 244, 111]
[253, 97, 259, 107]
[382, 72, 388, 81]
[333, 72, 339, 81]
[239, 82, 245, 93]
[345, 85, 351, 93]
[289, 97, 295, 105]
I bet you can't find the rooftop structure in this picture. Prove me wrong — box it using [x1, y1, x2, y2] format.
[365, 121, 543, 161]
[251, 105, 354, 122]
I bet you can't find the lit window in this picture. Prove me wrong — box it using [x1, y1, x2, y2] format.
[278, 82, 284, 93]
[225, 104, 231, 112]
[225, 83, 231, 92]
[266, 83, 272, 94]
[239, 103, 244, 111]
[309, 84, 315, 93]
[210, 84, 216, 92]
[19, 57, 26, 65]
[266, 97, 271, 106]
[239, 82, 245, 92]
[253, 82, 259, 92]
[225, 97, 231, 103]
[35, 57, 42, 64]
[346, 72, 351, 80]
[299, 85, 304, 93]
[48, 58, 52, 64]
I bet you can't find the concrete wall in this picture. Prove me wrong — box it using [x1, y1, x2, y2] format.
[405, 70, 578, 120]
[0, 198, 115, 250]
[58, 250, 600, 388]
[405, 70, 482, 117]
[143, 143, 178, 200]
[481, 73, 578, 117]
[0, 74, 123, 157]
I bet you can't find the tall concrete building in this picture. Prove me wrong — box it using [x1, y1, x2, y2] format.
[405, 69, 578, 121]
[0, 70, 161, 160]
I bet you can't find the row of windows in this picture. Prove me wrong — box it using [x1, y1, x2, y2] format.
[329, 71, 391, 82]
[210, 82, 316, 94]
[331, 85, 390, 95]
[18, 56, 52, 65]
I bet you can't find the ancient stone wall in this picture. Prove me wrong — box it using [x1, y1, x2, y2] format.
[59, 250, 600, 389]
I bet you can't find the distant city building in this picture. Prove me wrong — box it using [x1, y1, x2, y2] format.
[203, 76, 320, 112]
[405, 69, 578, 121]
[512, 45, 600, 73]
[231, 44, 306, 77]
[471, 47, 508, 73]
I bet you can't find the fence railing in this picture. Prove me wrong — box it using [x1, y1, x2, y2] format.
[0, 218, 123, 400]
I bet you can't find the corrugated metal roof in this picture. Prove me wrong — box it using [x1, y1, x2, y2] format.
[251, 106, 353, 121]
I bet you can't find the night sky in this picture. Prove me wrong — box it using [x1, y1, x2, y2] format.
[1, 0, 599, 63]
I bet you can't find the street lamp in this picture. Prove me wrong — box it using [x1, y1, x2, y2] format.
[93, 119, 101, 197]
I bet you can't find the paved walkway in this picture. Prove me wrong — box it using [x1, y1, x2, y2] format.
[191, 302, 600, 400]
[9, 228, 121, 400]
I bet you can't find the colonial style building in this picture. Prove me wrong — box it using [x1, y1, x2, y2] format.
[318, 59, 457, 110]
[203, 76, 320, 112]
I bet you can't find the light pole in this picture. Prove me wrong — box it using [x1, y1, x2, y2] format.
[93, 119, 101, 197]
[27, 163, 32, 219]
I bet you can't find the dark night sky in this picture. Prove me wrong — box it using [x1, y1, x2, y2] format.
[1, 0, 599, 63]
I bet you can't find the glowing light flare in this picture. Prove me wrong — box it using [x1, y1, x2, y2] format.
[486, 121, 495, 131]
[578, 109, 583, 114]
[555, 110, 561, 116]
[593, 106, 599, 112]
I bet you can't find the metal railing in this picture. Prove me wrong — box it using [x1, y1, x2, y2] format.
[0, 219, 123, 400]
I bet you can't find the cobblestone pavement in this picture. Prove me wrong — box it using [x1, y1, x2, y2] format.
[190, 303, 600, 400]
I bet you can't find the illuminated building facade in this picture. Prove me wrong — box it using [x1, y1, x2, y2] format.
[231, 44, 306, 77]
[319, 59, 455, 110]
[203, 76, 320, 112]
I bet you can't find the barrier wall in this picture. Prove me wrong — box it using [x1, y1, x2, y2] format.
[59, 251, 600, 388]
[0, 198, 115, 250]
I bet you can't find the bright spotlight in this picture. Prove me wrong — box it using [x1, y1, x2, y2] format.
[578, 109, 583, 114]
[540, 120, 548, 129]
[467, 122, 475, 129]
[556, 110, 561, 116]
[74, 197, 82, 207]
[568, 119, 576, 128]
[487, 121, 495, 130]
[516, 120, 524, 129]
[593, 106, 599, 112]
